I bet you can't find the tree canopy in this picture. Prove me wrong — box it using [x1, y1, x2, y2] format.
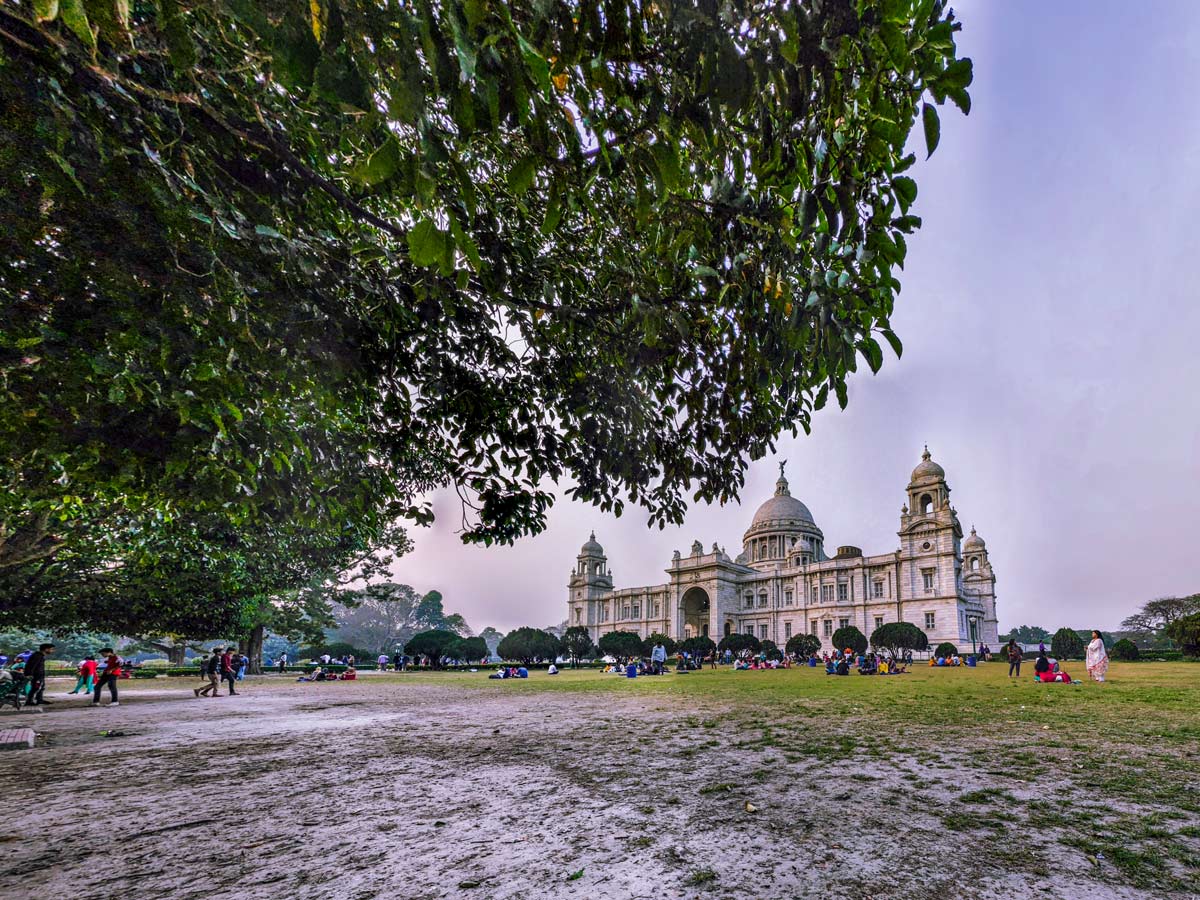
[497, 626, 561, 664]
[1050, 628, 1083, 661]
[1121, 596, 1200, 637]
[1165, 614, 1200, 658]
[868, 622, 926, 658]
[404, 629, 461, 668]
[641, 632, 677, 657]
[785, 633, 822, 658]
[1, 0, 972, 635]
[831, 625, 868, 655]
[597, 630, 643, 661]
[717, 633, 761, 656]
[560, 625, 594, 667]
[678, 636, 715, 659]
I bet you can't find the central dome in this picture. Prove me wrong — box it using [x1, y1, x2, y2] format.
[749, 473, 815, 528]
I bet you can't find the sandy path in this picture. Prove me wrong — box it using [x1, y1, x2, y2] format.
[0, 676, 1160, 899]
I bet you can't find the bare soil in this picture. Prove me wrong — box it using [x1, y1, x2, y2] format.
[0, 674, 1184, 900]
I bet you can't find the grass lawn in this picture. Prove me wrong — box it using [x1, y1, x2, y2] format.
[11, 661, 1199, 899]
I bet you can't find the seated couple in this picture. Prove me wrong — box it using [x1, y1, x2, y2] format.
[1034, 653, 1073, 683]
[825, 659, 851, 676]
[488, 666, 529, 679]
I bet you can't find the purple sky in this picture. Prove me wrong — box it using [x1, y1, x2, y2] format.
[392, 1, 1200, 635]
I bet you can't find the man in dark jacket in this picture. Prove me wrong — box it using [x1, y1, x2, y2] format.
[24, 642, 55, 706]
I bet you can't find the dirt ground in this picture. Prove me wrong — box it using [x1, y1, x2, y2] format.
[0, 671, 1192, 900]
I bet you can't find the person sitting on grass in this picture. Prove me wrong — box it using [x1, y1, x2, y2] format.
[340, 666, 357, 680]
[824, 659, 837, 675]
[835, 657, 850, 676]
[1034, 652, 1072, 683]
[296, 666, 325, 682]
[548, 663, 558, 675]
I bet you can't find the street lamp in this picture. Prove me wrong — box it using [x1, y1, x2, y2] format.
[969, 616, 979, 657]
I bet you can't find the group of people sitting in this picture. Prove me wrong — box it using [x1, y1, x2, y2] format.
[929, 654, 967, 667]
[733, 655, 791, 670]
[821, 649, 909, 676]
[488, 666, 530, 679]
[296, 665, 357, 682]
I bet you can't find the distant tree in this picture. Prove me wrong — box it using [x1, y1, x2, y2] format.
[498, 627, 562, 665]
[786, 633, 822, 659]
[761, 640, 783, 661]
[404, 629, 461, 669]
[869, 622, 928, 659]
[446, 636, 488, 664]
[597, 630, 643, 663]
[443, 614, 473, 637]
[478, 627, 506, 659]
[1050, 627, 1084, 661]
[717, 633, 761, 656]
[831, 626, 868, 656]
[1110, 639, 1140, 661]
[561, 626, 595, 668]
[641, 632, 678, 657]
[933, 642, 958, 659]
[0, 628, 116, 661]
[678, 636, 716, 659]
[330, 583, 444, 656]
[1165, 613, 1200, 657]
[1003, 625, 1052, 644]
[1121, 596, 1200, 636]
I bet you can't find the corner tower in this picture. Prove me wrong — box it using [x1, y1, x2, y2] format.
[568, 532, 613, 639]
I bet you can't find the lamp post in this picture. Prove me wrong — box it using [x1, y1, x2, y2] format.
[969, 616, 979, 657]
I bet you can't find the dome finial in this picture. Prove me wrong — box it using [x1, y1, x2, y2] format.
[589, 530, 595, 541]
[774, 459, 790, 496]
[922, 444, 931, 461]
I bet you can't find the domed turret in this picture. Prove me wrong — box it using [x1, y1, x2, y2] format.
[963, 526, 985, 551]
[910, 445, 945, 484]
[580, 531, 604, 556]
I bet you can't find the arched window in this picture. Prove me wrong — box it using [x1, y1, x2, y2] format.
[970, 557, 980, 571]
[920, 494, 933, 515]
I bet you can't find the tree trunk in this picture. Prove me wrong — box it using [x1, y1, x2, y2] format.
[240, 623, 265, 675]
[168, 644, 188, 667]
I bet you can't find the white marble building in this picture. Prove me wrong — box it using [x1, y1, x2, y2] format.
[568, 448, 999, 653]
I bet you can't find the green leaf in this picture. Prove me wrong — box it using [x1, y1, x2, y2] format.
[33, 0, 59, 22]
[879, 22, 906, 66]
[449, 217, 482, 271]
[893, 176, 917, 211]
[507, 156, 537, 196]
[921, 103, 940, 158]
[407, 219, 444, 267]
[542, 181, 562, 234]
[351, 137, 402, 187]
[942, 58, 974, 90]
[60, 0, 96, 49]
[881, 329, 904, 359]
[859, 338, 883, 374]
[651, 142, 682, 193]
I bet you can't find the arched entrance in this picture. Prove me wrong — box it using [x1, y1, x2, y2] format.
[681, 587, 710, 639]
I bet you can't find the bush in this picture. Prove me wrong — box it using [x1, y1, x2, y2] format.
[678, 636, 715, 659]
[869, 622, 928, 659]
[785, 634, 822, 658]
[717, 633, 761, 655]
[761, 640, 783, 661]
[934, 642, 958, 659]
[596, 630, 643, 662]
[1111, 638, 1139, 661]
[131, 670, 160, 678]
[1165, 613, 1200, 658]
[832, 626, 868, 656]
[1051, 627, 1084, 660]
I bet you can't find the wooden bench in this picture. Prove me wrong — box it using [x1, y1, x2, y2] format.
[0, 727, 36, 750]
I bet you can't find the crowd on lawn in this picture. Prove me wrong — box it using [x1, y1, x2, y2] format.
[1001, 632, 1110, 684]
[0, 642, 126, 707]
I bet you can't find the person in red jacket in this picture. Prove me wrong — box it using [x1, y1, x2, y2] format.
[92, 647, 121, 707]
[220, 649, 238, 696]
[70, 655, 97, 695]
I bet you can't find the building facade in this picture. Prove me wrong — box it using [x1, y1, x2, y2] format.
[567, 448, 999, 653]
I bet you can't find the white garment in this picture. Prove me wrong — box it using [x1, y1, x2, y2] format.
[1086, 638, 1107, 669]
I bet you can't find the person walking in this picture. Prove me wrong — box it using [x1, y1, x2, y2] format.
[24, 642, 54, 707]
[1006, 639, 1023, 677]
[235, 653, 248, 681]
[277, 652, 287, 675]
[92, 647, 121, 706]
[377, 653, 389, 672]
[652, 641, 668, 675]
[220, 648, 238, 695]
[1086, 630, 1109, 683]
[195, 649, 222, 697]
[70, 655, 97, 695]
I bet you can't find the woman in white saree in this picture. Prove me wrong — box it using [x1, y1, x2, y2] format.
[1086, 630, 1109, 683]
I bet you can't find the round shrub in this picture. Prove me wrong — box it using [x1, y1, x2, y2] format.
[934, 642, 958, 659]
[831, 625, 868, 656]
[1111, 639, 1139, 661]
[1051, 627, 1084, 660]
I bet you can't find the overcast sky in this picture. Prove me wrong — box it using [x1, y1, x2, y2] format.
[392, 1, 1200, 635]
